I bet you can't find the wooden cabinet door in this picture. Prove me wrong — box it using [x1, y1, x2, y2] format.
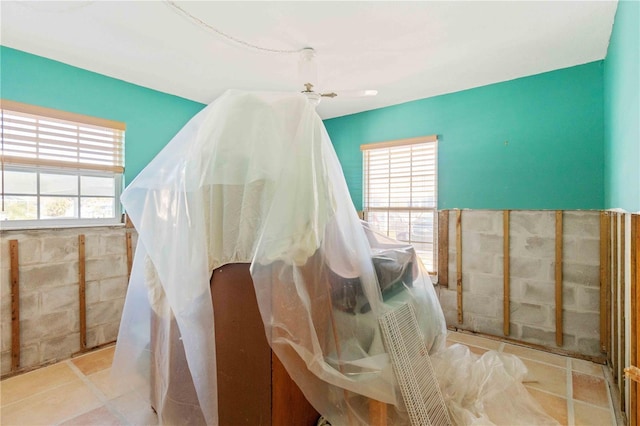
[212, 264, 273, 425]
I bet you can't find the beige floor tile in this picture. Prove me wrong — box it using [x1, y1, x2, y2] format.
[525, 386, 568, 425]
[0, 379, 101, 425]
[447, 332, 502, 350]
[59, 405, 124, 426]
[109, 391, 158, 425]
[521, 359, 567, 397]
[503, 343, 567, 368]
[87, 368, 131, 400]
[572, 371, 609, 408]
[572, 358, 605, 378]
[1, 362, 78, 406]
[573, 400, 615, 426]
[466, 344, 489, 356]
[120, 406, 158, 426]
[71, 345, 115, 376]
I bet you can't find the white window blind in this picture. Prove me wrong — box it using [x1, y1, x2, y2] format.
[362, 135, 438, 272]
[1, 100, 124, 173]
[1, 100, 125, 227]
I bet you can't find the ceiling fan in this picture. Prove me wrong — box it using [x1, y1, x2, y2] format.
[298, 47, 377, 105]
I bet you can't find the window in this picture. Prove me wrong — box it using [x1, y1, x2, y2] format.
[1, 100, 125, 228]
[362, 135, 437, 272]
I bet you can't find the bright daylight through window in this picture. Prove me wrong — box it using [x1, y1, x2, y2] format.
[0, 100, 125, 228]
[362, 135, 437, 272]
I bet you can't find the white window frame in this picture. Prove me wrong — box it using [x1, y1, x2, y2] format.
[1, 100, 125, 229]
[361, 135, 438, 273]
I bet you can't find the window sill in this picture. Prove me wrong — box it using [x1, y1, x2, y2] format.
[0, 222, 125, 232]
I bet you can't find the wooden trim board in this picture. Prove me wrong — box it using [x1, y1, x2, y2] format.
[503, 210, 510, 336]
[555, 211, 563, 346]
[456, 210, 463, 324]
[78, 235, 87, 351]
[438, 210, 449, 287]
[10, 240, 20, 371]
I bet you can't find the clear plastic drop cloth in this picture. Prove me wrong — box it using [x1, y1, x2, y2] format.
[111, 89, 558, 426]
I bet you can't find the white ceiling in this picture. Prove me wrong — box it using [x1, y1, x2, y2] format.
[1, 1, 618, 119]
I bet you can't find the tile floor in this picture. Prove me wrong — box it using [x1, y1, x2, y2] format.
[446, 332, 620, 426]
[0, 332, 621, 425]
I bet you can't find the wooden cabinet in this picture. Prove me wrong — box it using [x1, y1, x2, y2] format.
[151, 263, 319, 426]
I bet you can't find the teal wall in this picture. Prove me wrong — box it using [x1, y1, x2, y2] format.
[0, 46, 206, 184]
[604, 0, 640, 213]
[325, 62, 605, 211]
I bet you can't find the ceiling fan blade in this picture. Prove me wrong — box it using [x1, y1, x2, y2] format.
[324, 89, 378, 98]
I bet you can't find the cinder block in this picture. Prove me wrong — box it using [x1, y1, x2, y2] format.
[437, 288, 458, 312]
[39, 333, 80, 364]
[510, 211, 555, 238]
[469, 315, 504, 336]
[84, 233, 102, 259]
[19, 343, 40, 371]
[102, 321, 120, 343]
[564, 212, 600, 239]
[463, 252, 498, 274]
[0, 238, 10, 269]
[510, 256, 553, 280]
[508, 322, 522, 339]
[511, 302, 550, 326]
[463, 293, 497, 317]
[0, 269, 11, 299]
[16, 238, 42, 265]
[18, 292, 39, 320]
[521, 324, 553, 344]
[576, 287, 600, 312]
[511, 235, 555, 259]
[100, 232, 127, 256]
[521, 325, 576, 349]
[86, 256, 126, 281]
[86, 326, 105, 348]
[1, 286, 10, 323]
[41, 236, 78, 263]
[576, 337, 601, 356]
[461, 211, 500, 233]
[454, 312, 473, 330]
[99, 277, 127, 301]
[467, 273, 502, 296]
[563, 262, 599, 286]
[21, 263, 78, 292]
[86, 280, 100, 305]
[1, 346, 41, 374]
[509, 277, 526, 301]
[1, 344, 40, 373]
[21, 311, 75, 345]
[563, 285, 576, 309]
[563, 237, 599, 264]
[448, 265, 456, 284]
[564, 311, 599, 337]
[448, 211, 457, 243]
[40, 285, 76, 314]
[442, 308, 458, 327]
[1, 350, 10, 375]
[1, 321, 11, 352]
[463, 233, 503, 255]
[86, 300, 124, 327]
[517, 279, 555, 305]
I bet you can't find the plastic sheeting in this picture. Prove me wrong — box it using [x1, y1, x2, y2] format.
[432, 344, 559, 425]
[112, 90, 558, 425]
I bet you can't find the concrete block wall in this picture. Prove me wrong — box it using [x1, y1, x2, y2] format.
[438, 210, 601, 357]
[0, 226, 137, 376]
